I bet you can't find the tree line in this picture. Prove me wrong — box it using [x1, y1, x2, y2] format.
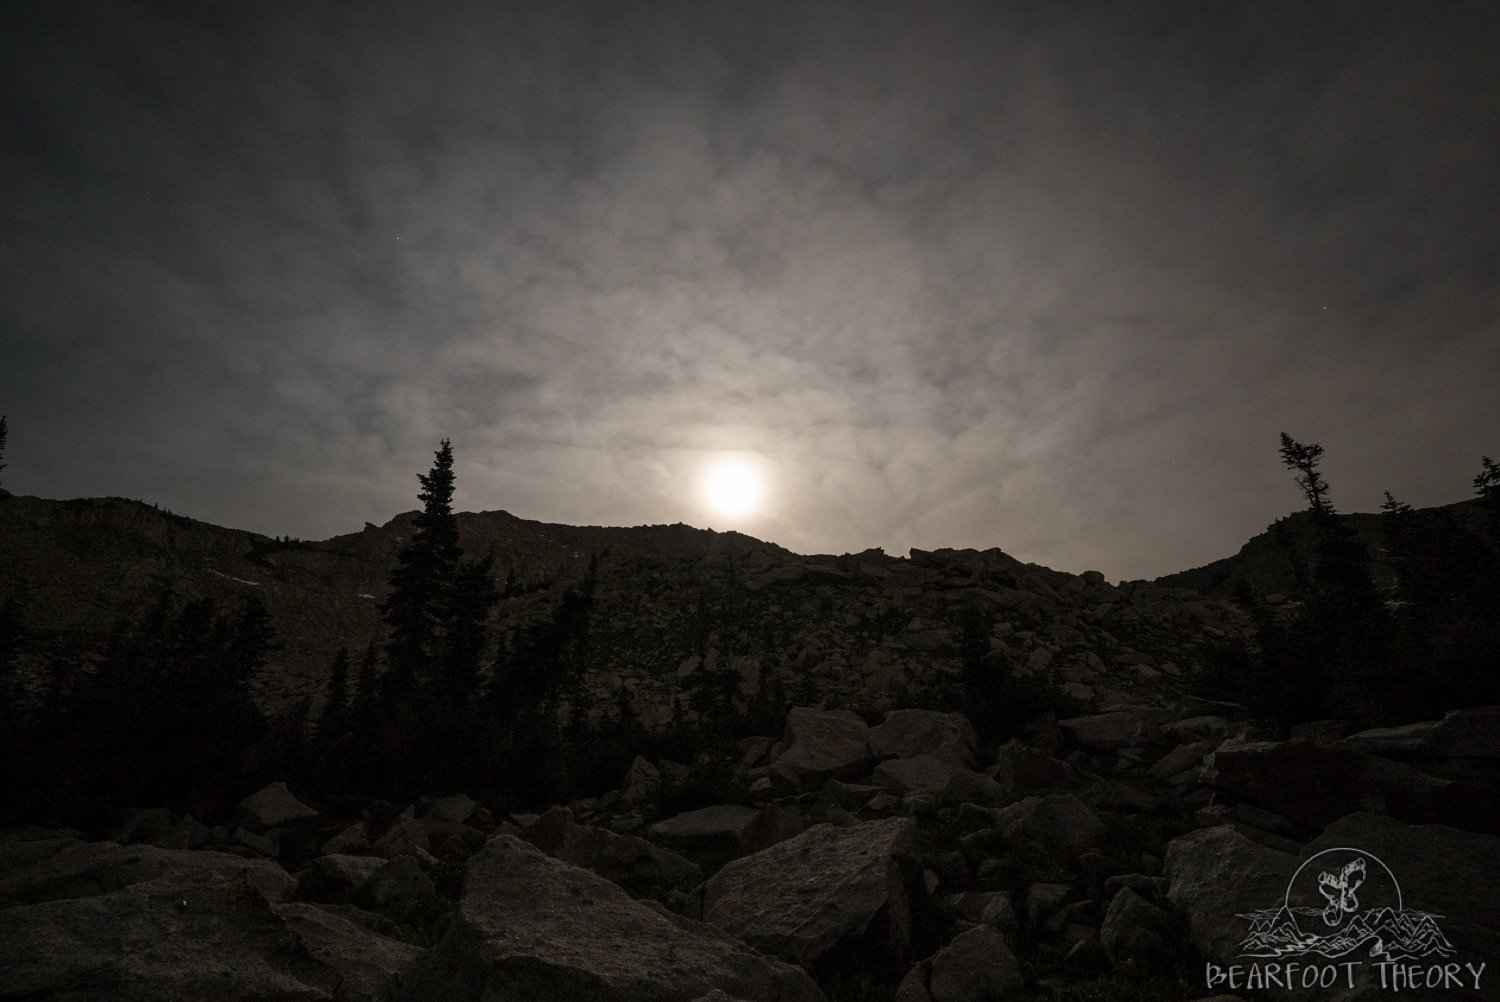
[1195, 435, 1500, 727]
[1, 438, 779, 826]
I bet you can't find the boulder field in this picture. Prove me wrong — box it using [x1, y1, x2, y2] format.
[4, 704, 1497, 1000]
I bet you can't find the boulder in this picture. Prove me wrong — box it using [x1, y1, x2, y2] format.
[371, 816, 433, 861]
[1057, 711, 1158, 750]
[274, 901, 421, 1001]
[1147, 739, 1217, 781]
[1164, 824, 1294, 964]
[321, 822, 371, 856]
[1161, 715, 1228, 743]
[1304, 813, 1500, 980]
[1339, 706, 1500, 761]
[397, 834, 823, 1001]
[702, 818, 924, 970]
[742, 799, 805, 854]
[147, 814, 212, 850]
[237, 781, 318, 830]
[421, 793, 476, 824]
[304, 854, 387, 899]
[233, 826, 280, 858]
[647, 804, 761, 848]
[994, 794, 1109, 861]
[0, 870, 336, 1000]
[1099, 887, 1172, 962]
[867, 710, 979, 767]
[523, 806, 701, 889]
[1208, 739, 1468, 830]
[355, 855, 437, 911]
[941, 768, 1007, 807]
[621, 755, 662, 803]
[894, 925, 1023, 1001]
[0, 840, 297, 908]
[769, 708, 874, 790]
[872, 755, 958, 795]
[990, 740, 1083, 793]
[0, 828, 84, 881]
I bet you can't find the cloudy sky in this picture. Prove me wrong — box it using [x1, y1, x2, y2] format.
[3, 1, 1497, 581]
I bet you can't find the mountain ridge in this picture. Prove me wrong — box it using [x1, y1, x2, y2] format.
[0, 491, 1245, 720]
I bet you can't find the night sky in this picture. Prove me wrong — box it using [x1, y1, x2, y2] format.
[3, 2, 1497, 581]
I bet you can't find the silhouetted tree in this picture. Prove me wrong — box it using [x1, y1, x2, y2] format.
[382, 439, 461, 699]
[0, 414, 8, 487]
[1279, 432, 1333, 518]
[321, 646, 351, 737]
[438, 554, 500, 708]
[1475, 455, 1500, 514]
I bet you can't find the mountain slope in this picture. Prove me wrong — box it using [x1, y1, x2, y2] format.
[0, 493, 1246, 721]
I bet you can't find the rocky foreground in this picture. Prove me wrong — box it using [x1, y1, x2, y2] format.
[3, 703, 1496, 1001]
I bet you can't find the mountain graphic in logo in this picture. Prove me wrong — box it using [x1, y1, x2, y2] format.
[1237, 847, 1456, 961]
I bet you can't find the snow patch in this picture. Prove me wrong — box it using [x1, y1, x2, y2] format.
[208, 569, 260, 587]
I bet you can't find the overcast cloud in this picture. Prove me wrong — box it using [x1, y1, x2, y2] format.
[3, 1, 1497, 579]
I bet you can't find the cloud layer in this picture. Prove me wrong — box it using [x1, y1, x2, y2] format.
[3, 1, 1498, 579]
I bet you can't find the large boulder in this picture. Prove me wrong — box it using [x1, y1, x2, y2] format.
[523, 806, 701, 889]
[0, 840, 297, 908]
[994, 794, 1109, 861]
[1340, 706, 1500, 761]
[1164, 824, 1292, 965]
[1304, 813, 1500, 984]
[421, 793, 477, 825]
[621, 755, 662, 803]
[1207, 739, 1489, 831]
[398, 834, 823, 1001]
[989, 740, 1082, 794]
[702, 818, 925, 970]
[894, 924, 1023, 1001]
[872, 755, 958, 795]
[355, 855, 437, 911]
[237, 781, 319, 830]
[273, 901, 422, 1001]
[302, 854, 387, 900]
[371, 816, 433, 861]
[770, 708, 874, 790]
[1057, 711, 1159, 750]
[872, 756, 1004, 806]
[0, 870, 336, 1000]
[1099, 887, 1173, 962]
[0, 828, 85, 881]
[867, 710, 979, 767]
[742, 799, 805, 854]
[647, 804, 761, 849]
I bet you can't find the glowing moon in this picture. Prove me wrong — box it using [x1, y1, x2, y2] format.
[700, 456, 765, 518]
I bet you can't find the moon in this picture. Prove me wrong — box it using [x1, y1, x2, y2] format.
[700, 456, 766, 519]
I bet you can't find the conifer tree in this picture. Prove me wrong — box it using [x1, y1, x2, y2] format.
[321, 646, 351, 736]
[383, 439, 461, 697]
[349, 639, 381, 729]
[1279, 432, 1333, 518]
[0, 414, 7, 487]
[1475, 456, 1500, 514]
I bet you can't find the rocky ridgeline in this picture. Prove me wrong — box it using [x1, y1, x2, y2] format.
[4, 704, 1496, 1000]
[0, 493, 1247, 719]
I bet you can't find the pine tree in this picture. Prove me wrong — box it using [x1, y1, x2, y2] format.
[321, 646, 351, 736]
[0, 414, 8, 488]
[382, 439, 461, 697]
[1279, 432, 1333, 518]
[1475, 456, 1500, 514]
[439, 554, 500, 704]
